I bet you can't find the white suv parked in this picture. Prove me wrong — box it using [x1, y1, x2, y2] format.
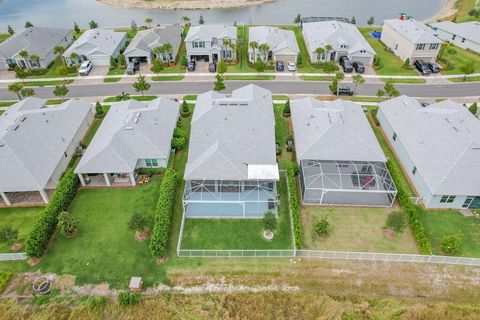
[287, 61, 296, 72]
[78, 60, 92, 76]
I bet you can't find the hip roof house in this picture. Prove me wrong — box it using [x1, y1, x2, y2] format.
[430, 21, 480, 54]
[378, 96, 480, 209]
[183, 84, 279, 218]
[0, 26, 72, 70]
[75, 98, 179, 187]
[0, 98, 93, 206]
[302, 21, 375, 65]
[185, 25, 237, 62]
[291, 97, 396, 207]
[248, 26, 299, 63]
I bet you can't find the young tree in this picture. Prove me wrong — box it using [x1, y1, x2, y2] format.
[249, 41, 259, 62]
[7, 25, 14, 35]
[182, 16, 191, 27]
[259, 43, 270, 62]
[53, 84, 69, 101]
[150, 59, 164, 79]
[352, 74, 365, 95]
[29, 54, 40, 68]
[384, 81, 399, 98]
[110, 56, 117, 68]
[73, 22, 80, 34]
[131, 20, 137, 31]
[296, 54, 303, 66]
[127, 212, 149, 233]
[152, 45, 164, 62]
[469, 102, 478, 115]
[351, 16, 356, 24]
[213, 74, 225, 91]
[119, 54, 126, 67]
[367, 16, 375, 28]
[315, 47, 325, 62]
[58, 211, 79, 237]
[56, 65, 69, 84]
[162, 43, 173, 64]
[376, 89, 385, 102]
[294, 14, 302, 25]
[18, 50, 30, 69]
[441, 231, 463, 254]
[217, 59, 227, 74]
[329, 79, 338, 95]
[459, 60, 476, 81]
[282, 100, 291, 117]
[69, 52, 79, 66]
[8, 83, 23, 100]
[14, 66, 27, 84]
[383, 211, 407, 234]
[20, 87, 35, 98]
[263, 211, 277, 232]
[323, 61, 337, 76]
[24, 21, 34, 28]
[95, 101, 104, 117]
[145, 17, 153, 28]
[54, 45, 65, 57]
[181, 100, 190, 117]
[255, 58, 265, 72]
[89, 20, 99, 29]
[180, 55, 188, 67]
[315, 215, 331, 237]
[132, 74, 151, 98]
[334, 72, 345, 96]
[199, 15, 205, 25]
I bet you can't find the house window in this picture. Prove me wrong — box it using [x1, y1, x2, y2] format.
[412, 167, 417, 175]
[360, 49, 366, 53]
[145, 159, 158, 167]
[430, 43, 439, 50]
[395, 44, 398, 50]
[416, 43, 426, 50]
[392, 133, 397, 141]
[193, 41, 205, 48]
[440, 195, 456, 203]
[223, 50, 232, 59]
[462, 196, 474, 208]
[317, 53, 326, 61]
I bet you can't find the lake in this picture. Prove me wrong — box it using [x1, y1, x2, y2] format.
[0, 0, 444, 29]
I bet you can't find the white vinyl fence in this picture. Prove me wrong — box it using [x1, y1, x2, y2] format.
[0, 253, 27, 261]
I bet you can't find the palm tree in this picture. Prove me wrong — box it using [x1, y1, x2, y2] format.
[315, 47, 325, 62]
[259, 43, 270, 62]
[20, 87, 35, 98]
[182, 16, 190, 27]
[334, 72, 345, 96]
[162, 43, 173, 65]
[152, 45, 165, 63]
[229, 43, 237, 62]
[325, 45, 333, 60]
[29, 54, 40, 68]
[8, 83, 23, 100]
[222, 38, 230, 61]
[352, 74, 365, 95]
[69, 52, 79, 66]
[18, 50, 29, 69]
[249, 41, 259, 62]
[145, 17, 153, 28]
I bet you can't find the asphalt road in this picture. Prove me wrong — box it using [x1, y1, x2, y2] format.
[1, 80, 479, 100]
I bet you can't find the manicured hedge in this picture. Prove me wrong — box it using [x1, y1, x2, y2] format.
[386, 161, 432, 254]
[150, 168, 177, 258]
[25, 169, 80, 258]
[286, 162, 302, 249]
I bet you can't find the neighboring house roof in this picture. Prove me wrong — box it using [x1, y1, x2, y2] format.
[0, 98, 91, 193]
[291, 97, 385, 162]
[379, 96, 480, 196]
[302, 21, 375, 55]
[75, 98, 179, 174]
[184, 85, 278, 181]
[123, 25, 182, 57]
[430, 21, 480, 45]
[383, 19, 441, 44]
[0, 27, 71, 60]
[249, 26, 299, 55]
[63, 29, 126, 57]
[185, 25, 237, 42]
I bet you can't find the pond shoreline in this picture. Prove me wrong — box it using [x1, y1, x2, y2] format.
[96, 0, 276, 10]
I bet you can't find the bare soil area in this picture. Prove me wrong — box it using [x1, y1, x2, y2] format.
[97, 0, 275, 10]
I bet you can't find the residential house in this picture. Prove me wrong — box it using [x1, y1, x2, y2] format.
[0, 27, 72, 70]
[63, 29, 127, 66]
[302, 21, 375, 65]
[185, 25, 237, 62]
[183, 85, 279, 218]
[75, 98, 179, 187]
[430, 21, 480, 54]
[0, 98, 93, 206]
[291, 97, 396, 207]
[378, 96, 480, 209]
[124, 25, 183, 64]
[248, 26, 299, 63]
[381, 18, 442, 63]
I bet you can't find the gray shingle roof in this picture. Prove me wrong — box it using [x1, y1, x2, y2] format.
[184, 85, 278, 181]
[185, 25, 237, 42]
[384, 19, 441, 44]
[430, 21, 480, 45]
[291, 97, 385, 162]
[0, 27, 71, 59]
[249, 26, 299, 54]
[63, 29, 126, 57]
[75, 98, 179, 174]
[123, 25, 182, 57]
[0, 98, 92, 192]
[379, 96, 480, 195]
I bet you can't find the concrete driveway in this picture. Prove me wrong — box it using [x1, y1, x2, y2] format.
[90, 66, 110, 77]
[0, 70, 17, 80]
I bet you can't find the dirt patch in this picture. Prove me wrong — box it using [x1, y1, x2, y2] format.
[11, 243, 23, 251]
[97, 0, 276, 10]
[384, 229, 396, 240]
[135, 229, 150, 242]
[155, 257, 166, 265]
[27, 258, 41, 266]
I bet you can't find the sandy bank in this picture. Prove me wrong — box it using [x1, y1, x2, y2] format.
[424, 0, 458, 23]
[97, 0, 275, 10]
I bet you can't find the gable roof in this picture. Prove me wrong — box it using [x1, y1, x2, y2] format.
[378, 96, 480, 195]
[430, 21, 480, 45]
[0, 98, 92, 192]
[302, 21, 375, 55]
[184, 85, 278, 181]
[384, 19, 441, 44]
[63, 29, 126, 57]
[291, 97, 386, 162]
[123, 25, 182, 56]
[185, 25, 237, 42]
[75, 98, 179, 174]
[249, 26, 299, 54]
[0, 27, 71, 60]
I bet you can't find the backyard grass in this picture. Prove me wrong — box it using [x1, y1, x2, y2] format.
[82, 119, 103, 146]
[161, 40, 187, 74]
[274, 103, 292, 170]
[224, 75, 275, 80]
[0, 101, 16, 107]
[380, 78, 426, 84]
[272, 95, 289, 100]
[444, 0, 480, 22]
[359, 28, 417, 76]
[418, 209, 480, 258]
[103, 77, 122, 83]
[302, 206, 418, 253]
[152, 75, 184, 81]
[181, 177, 292, 250]
[0, 207, 44, 253]
[103, 95, 157, 103]
[439, 45, 480, 75]
[0, 33, 10, 43]
[227, 25, 257, 73]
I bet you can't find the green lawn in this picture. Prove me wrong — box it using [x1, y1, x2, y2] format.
[272, 95, 290, 100]
[28, 57, 77, 79]
[227, 25, 257, 73]
[0, 33, 11, 43]
[183, 95, 198, 101]
[181, 177, 292, 250]
[447, 0, 480, 22]
[103, 77, 122, 83]
[107, 68, 125, 76]
[82, 119, 103, 146]
[359, 28, 417, 76]
[274, 103, 291, 170]
[449, 76, 480, 82]
[439, 45, 480, 75]
[22, 80, 73, 87]
[418, 210, 480, 257]
[225, 75, 275, 80]
[302, 206, 418, 253]
[103, 95, 158, 103]
[152, 75, 184, 81]
[0, 101, 16, 107]
[300, 76, 334, 81]
[381, 78, 426, 84]
[0, 207, 44, 252]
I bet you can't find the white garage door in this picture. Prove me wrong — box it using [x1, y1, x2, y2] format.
[350, 56, 373, 65]
[89, 56, 111, 66]
[275, 54, 296, 63]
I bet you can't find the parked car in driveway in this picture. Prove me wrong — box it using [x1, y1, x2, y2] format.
[126, 62, 136, 75]
[414, 60, 431, 75]
[287, 61, 296, 72]
[208, 62, 216, 73]
[276, 61, 285, 72]
[187, 61, 196, 72]
[339, 56, 353, 73]
[352, 61, 365, 73]
[427, 62, 440, 73]
[337, 85, 354, 96]
[78, 60, 92, 76]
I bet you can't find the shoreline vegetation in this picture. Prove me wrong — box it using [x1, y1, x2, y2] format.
[96, 0, 275, 10]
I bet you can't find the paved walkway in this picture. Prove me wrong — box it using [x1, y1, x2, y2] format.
[0, 252, 27, 261]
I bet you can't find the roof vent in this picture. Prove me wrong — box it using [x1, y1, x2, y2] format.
[125, 126, 134, 130]
[134, 118, 139, 124]
[13, 124, 19, 131]
[20, 116, 27, 122]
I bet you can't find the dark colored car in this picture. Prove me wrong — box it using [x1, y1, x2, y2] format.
[131, 58, 140, 71]
[427, 62, 440, 73]
[276, 61, 284, 72]
[187, 61, 196, 72]
[338, 85, 354, 96]
[414, 60, 431, 75]
[352, 61, 365, 73]
[339, 56, 354, 73]
[209, 62, 216, 73]
[126, 62, 136, 75]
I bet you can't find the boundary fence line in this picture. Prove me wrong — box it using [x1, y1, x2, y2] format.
[0, 253, 27, 261]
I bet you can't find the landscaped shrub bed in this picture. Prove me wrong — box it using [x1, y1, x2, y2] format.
[286, 162, 302, 249]
[0, 272, 12, 294]
[150, 168, 177, 258]
[386, 161, 432, 254]
[25, 169, 80, 258]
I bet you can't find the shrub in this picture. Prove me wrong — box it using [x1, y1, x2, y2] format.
[181, 56, 188, 67]
[217, 59, 227, 74]
[110, 56, 117, 68]
[95, 101, 104, 117]
[296, 54, 303, 67]
[370, 108, 380, 126]
[85, 296, 108, 310]
[282, 100, 291, 117]
[172, 127, 187, 150]
[58, 211, 79, 237]
[383, 211, 406, 234]
[0, 272, 12, 294]
[119, 54, 126, 67]
[150, 168, 177, 258]
[255, 58, 265, 72]
[469, 102, 477, 115]
[0, 225, 18, 245]
[25, 169, 79, 258]
[263, 211, 277, 232]
[134, 167, 165, 177]
[315, 216, 331, 237]
[118, 291, 141, 306]
[441, 231, 463, 254]
[181, 100, 190, 117]
[128, 212, 149, 232]
[286, 162, 302, 248]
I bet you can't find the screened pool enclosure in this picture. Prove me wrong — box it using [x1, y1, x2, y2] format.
[299, 160, 397, 207]
[183, 180, 278, 218]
